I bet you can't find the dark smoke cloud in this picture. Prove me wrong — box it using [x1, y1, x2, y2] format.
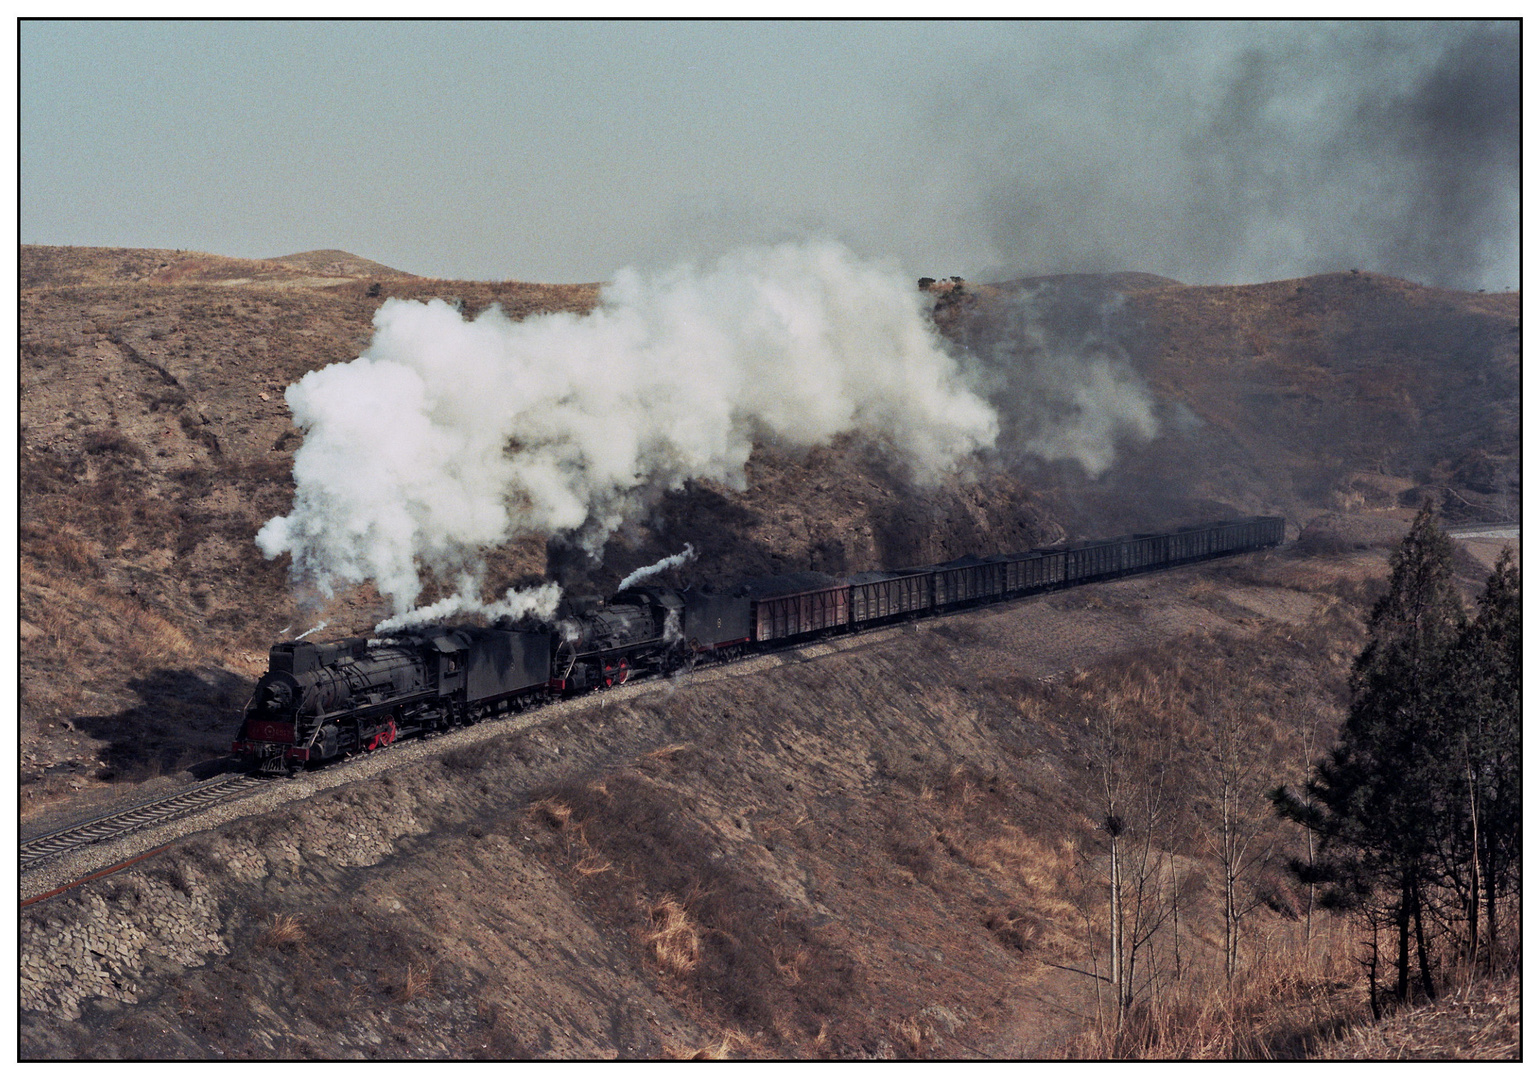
[945, 21, 1518, 291]
[1362, 23, 1521, 288]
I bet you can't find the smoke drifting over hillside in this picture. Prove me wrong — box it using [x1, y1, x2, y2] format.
[938, 21, 1518, 292]
[989, 306, 1157, 479]
[955, 280, 1160, 477]
[257, 242, 998, 616]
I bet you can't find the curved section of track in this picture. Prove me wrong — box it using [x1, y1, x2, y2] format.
[16, 624, 902, 893]
[19, 774, 275, 870]
[20, 541, 1281, 887]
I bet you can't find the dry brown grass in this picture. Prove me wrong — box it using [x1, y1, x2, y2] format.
[574, 854, 614, 876]
[21, 559, 196, 667]
[771, 943, 808, 985]
[1186, 578, 1222, 602]
[644, 895, 702, 979]
[19, 782, 90, 821]
[941, 823, 1085, 959]
[27, 599, 73, 654]
[892, 1013, 939, 1058]
[395, 962, 436, 1003]
[112, 595, 197, 663]
[528, 796, 573, 830]
[31, 525, 100, 575]
[531, 790, 634, 884]
[662, 1027, 758, 1060]
[1064, 920, 1365, 1059]
[967, 828, 1079, 897]
[257, 913, 306, 947]
[1322, 974, 1520, 1060]
[809, 1022, 831, 1057]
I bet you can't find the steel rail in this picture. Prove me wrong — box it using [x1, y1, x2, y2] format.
[19, 774, 274, 869]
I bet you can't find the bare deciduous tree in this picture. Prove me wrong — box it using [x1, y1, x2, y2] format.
[1198, 683, 1278, 988]
[1076, 695, 1179, 1047]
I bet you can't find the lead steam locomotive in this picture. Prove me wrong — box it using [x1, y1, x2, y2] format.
[233, 516, 1285, 772]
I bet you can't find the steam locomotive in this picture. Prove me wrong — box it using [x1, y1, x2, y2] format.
[232, 515, 1285, 772]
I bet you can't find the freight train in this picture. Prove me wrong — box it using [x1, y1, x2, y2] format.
[232, 516, 1285, 772]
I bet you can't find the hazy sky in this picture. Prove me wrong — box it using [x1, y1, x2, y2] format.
[20, 19, 1520, 290]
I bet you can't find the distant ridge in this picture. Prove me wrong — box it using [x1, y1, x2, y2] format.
[268, 249, 413, 279]
[988, 271, 1186, 293]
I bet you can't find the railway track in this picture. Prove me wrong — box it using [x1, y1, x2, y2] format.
[16, 631, 875, 879]
[20, 542, 1269, 876]
[19, 773, 276, 870]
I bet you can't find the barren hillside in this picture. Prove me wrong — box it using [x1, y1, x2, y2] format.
[18, 245, 1519, 809]
[21, 547, 1516, 1059]
[12, 552, 1378, 1058]
[934, 270, 1520, 537]
[17, 246, 1519, 1059]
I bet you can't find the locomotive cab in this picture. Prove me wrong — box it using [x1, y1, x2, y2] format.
[428, 633, 466, 696]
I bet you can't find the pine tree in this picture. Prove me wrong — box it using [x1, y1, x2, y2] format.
[1274, 504, 1466, 1007]
[1438, 547, 1521, 969]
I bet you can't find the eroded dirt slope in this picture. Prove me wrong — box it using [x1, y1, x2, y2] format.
[22, 550, 1372, 1059]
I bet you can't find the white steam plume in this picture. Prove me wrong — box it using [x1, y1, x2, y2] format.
[616, 544, 697, 593]
[294, 621, 328, 641]
[257, 241, 998, 615]
[372, 582, 563, 636]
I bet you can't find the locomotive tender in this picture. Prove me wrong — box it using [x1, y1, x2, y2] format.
[233, 515, 1285, 772]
